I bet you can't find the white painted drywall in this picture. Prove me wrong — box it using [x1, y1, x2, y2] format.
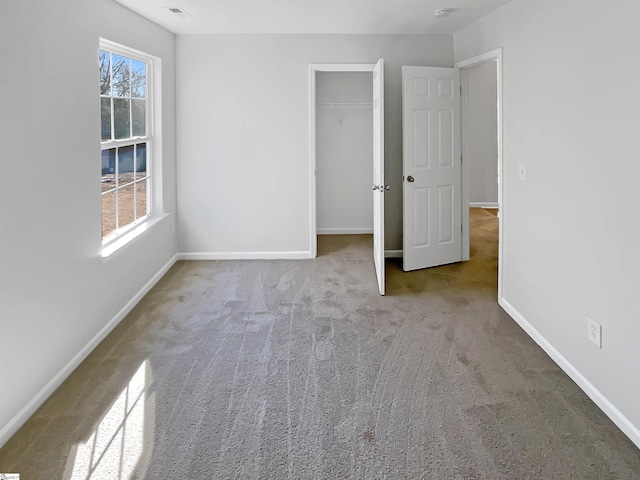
[0, 0, 177, 446]
[466, 61, 498, 205]
[455, 0, 640, 441]
[176, 34, 453, 253]
[316, 72, 373, 233]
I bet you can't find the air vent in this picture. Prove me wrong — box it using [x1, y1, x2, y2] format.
[167, 6, 192, 18]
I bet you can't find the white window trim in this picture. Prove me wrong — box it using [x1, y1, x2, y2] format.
[99, 39, 165, 258]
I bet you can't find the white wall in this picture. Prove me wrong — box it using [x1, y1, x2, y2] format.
[455, 0, 640, 446]
[316, 72, 373, 234]
[176, 35, 453, 254]
[0, 0, 177, 446]
[466, 61, 498, 205]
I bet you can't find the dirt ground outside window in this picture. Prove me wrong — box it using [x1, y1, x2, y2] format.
[102, 173, 148, 237]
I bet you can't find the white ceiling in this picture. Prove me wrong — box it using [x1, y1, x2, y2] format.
[114, 0, 512, 35]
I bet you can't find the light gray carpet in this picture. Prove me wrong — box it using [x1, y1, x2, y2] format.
[1, 209, 639, 479]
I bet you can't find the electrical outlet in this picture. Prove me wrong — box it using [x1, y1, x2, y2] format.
[518, 163, 527, 181]
[587, 317, 602, 348]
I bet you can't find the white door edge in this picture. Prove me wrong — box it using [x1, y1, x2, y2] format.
[372, 58, 385, 295]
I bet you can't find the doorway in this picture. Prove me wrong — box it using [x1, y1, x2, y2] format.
[309, 61, 386, 294]
[456, 49, 504, 299]
[315, 72, 373, 236]
[463, 62, 499, 211]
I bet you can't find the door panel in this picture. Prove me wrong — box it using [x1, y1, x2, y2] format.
[402, 66, 462, 272]
[438, 185, 454, 243]
[413, 188, 430, 247]
[413, 110, 429, 168]
[373, 58, 385, 295]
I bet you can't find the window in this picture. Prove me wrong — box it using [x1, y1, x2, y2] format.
[99, 41, 153, 241]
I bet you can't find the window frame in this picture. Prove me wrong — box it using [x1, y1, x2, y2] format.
[99, 39, 163, 256]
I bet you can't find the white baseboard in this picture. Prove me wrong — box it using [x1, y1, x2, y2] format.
[317, 228, 373, 235]
[385, 249, 403, 258]
[470, 202, 499, 209]
[178, 251, 311, 260]
[0, 253, 179, 449]
[499, 297, 640, 450]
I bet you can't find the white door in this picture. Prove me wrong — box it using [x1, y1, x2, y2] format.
[402, 66, 462, 272]
[373, 59, 385, 295]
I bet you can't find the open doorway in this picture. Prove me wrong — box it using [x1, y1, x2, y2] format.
[316, 72, 373, 238]
[388, 52, 502, 296]
[464, 62, 499, 211]
[309, 61, 386, 295]
[457, 49, 503, 299]
[315, 71, 373, 260]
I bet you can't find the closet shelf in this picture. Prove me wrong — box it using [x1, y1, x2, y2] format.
[317, 102, 373, 108]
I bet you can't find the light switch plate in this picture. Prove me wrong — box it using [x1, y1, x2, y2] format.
[518, 163, 527, 181]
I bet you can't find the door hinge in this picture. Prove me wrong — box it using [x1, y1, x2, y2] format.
[402, 175, 405, 182]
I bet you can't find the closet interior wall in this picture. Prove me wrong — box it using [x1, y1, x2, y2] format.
[316, 72, 374, 234]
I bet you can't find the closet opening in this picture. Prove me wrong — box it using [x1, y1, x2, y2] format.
[315, 71, 373, 255]
[309, 61, 385, 293]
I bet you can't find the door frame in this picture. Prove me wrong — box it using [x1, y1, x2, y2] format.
[455, 48, 504, 299]
[308, 63, 376, 258]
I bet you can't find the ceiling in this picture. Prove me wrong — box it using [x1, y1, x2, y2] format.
[114, 0, 512, 35]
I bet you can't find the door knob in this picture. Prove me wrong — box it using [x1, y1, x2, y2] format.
[372, 185, 379, 190]
[385, 185, 390, 191]
[407, 175, 415, 183]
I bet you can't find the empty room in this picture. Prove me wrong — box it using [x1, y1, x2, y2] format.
[1, 0, 639, 478]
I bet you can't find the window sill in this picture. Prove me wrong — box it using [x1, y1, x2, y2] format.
[101, 213, 170, 261]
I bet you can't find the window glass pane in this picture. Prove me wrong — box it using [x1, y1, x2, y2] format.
[112, 54, 130, 97]
[101, 180, 115, 194]
[113, 99, 130, 139]
[136, 179, 148, 220]
[118, 145, 135, 187]
[131, 59, 146, 98]
[101, 98, 112, 140]
[102, 192, 117, 238]
[118, 183, 135, 229]
[132, 99, 146, 137]
[135, 143, 147, 179]
[101, 148, 116, 191]
[99, 50, 111, 95]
